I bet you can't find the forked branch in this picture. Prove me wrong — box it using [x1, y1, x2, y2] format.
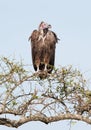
[0, 57, 91, 128]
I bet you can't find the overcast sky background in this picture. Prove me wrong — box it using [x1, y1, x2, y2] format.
[0, 0, 91, 130]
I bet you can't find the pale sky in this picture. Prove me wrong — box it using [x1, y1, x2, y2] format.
[0, 0, 91, 130]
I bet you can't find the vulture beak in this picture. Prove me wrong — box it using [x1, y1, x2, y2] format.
[48, 24, 52, 29]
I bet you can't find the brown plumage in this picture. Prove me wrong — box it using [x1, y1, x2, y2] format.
[28, 21, 59, 73]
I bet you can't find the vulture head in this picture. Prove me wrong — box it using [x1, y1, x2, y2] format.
[38, 21, 51, 30]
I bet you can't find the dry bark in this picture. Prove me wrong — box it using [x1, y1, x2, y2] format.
[0, 57, 91, 128]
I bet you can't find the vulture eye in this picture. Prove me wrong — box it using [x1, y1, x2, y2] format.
[42, 23, 46, 28]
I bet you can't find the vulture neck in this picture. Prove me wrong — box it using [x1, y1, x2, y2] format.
[38, 28, 49, 42]
[43, 28, 48, 37]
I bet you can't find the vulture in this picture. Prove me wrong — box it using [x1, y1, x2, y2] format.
[28, 21, 59, 73]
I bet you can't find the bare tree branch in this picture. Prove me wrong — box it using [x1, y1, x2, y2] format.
[0, 57, 91, 128]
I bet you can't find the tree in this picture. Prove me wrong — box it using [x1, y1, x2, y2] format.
[0, 57, 91, 128]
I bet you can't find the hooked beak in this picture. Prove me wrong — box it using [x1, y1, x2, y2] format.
[48, 24, 52, 29]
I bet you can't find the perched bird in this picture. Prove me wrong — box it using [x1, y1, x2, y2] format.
[28, 21, 59, 73]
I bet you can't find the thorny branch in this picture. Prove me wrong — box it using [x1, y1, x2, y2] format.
[0, 57, 91, 128]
